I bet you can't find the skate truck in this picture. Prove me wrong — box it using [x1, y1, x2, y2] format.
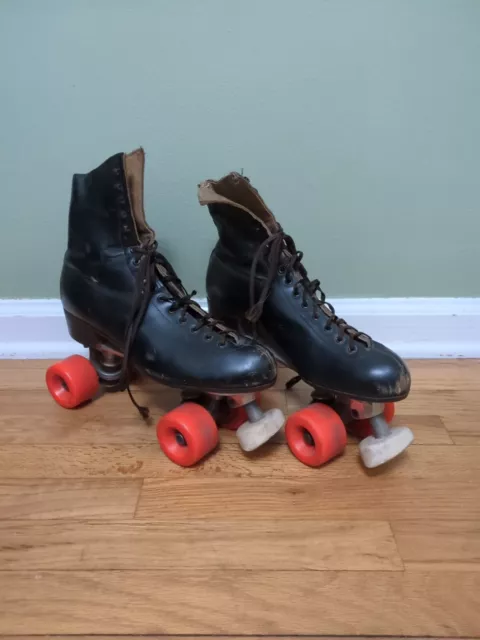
[198, 171, 414, 469]
[45, 149, 284, 467]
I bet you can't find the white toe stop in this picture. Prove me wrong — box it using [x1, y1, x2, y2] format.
[236, 408, 285, 452]
[359, 426, 414, 468]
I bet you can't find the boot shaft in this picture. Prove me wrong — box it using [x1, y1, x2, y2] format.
[199, 172, 282, 322]
[67, 149, 152, 272]
[62, 148, 160, 316]
[61, 149, 153, 331]
[198, 172, 279, 264]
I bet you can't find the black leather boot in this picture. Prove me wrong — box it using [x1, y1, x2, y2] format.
[46, 150, 284, 466]
[199, 172, 414, 469]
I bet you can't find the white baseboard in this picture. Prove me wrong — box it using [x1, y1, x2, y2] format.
[0, 297, 479, 359]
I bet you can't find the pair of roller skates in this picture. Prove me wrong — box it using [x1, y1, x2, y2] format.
[47, 149, 413, 469]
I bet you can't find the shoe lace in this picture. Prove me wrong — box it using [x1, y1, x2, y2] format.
[245, 230, 371, 385]
[119, 239, 234, 418]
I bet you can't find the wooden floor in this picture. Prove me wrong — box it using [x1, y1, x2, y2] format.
[0, 359, 479, 639]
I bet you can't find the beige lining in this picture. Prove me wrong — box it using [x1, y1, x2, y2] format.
[123, 148, 154, 243]
[198, 172, 278, 234]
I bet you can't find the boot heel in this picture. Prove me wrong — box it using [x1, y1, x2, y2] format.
[64, 310, 101, 348]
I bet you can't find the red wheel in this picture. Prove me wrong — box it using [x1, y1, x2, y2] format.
[285, 403, 347, 467]
[46, 355, 99, 409]
[156, 402, 219, 467]
[349, 402, 396, 440]
[220, 393, 262, 431]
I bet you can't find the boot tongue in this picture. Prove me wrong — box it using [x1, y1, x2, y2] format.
[198, 172, 279, 235]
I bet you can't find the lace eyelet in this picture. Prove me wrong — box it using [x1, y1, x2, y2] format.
[301, 301, 308, 308]
[204, 334, 213, 341]
[335, 335, 344, 344]
[179, 317, 187, 325]
[293, 289, 300, 298]
[218, 341, 227, 348]
[324, 325, 332, 332]
[347, 345, 358, 355]
[278, 266, 286, 275]
[190, 326, 199, 333]
[132, 258, 140, 267]
[168, 307, 176, 314]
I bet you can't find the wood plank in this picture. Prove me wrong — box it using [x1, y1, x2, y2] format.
[0, 443, 475, 480]
[0, 388, 286, 444]
[0, 389, 450, 447]
[400, 388, 469, 415]
[0, 390, 157, 444]
[0, 363, 452, 447]
[0, 408, 451, 447]
[0, 359, 52, 390]
[399, 388, 479, 443]
[403, 359, 480, 391]
[136, 476, 480, 521]
[0, 637, 454, 640]
[388, 414, 453, 444]
[0, 570, 478, 635]
[393, 520, 480, 571]
[0, 479, 141, 520]
[0, 520, 402, 571]
[0, 637, 459, 640]
[452, 434, 480, 445]
[447, 431, 480, 446]
[1, 634, 464, 640]
[0, 637, 453, 640]
[357, 444, 479, 480]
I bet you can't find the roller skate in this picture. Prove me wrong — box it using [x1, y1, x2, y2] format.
[198, 172, 413, 469]
[46, 150, 284, 466]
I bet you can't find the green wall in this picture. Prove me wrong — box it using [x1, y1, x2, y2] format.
[1, 0, 479, 298]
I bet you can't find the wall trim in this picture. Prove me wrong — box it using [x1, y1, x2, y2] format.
[0, 297, 479, 359]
